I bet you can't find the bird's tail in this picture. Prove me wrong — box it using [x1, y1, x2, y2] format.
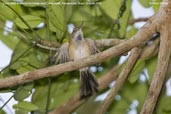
[80, 70, 98, 98]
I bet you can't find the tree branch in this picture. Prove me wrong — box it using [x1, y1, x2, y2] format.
[0, 15, 158, 89]
[49, 39, 160, 114]
[48, 37, 160, 114]
[96, 47, 142, 114]
[48, 1, 168, 113]
[89, 38, 125, 47]
[139, 39, 159, 59]
[129, 17, 149, 25]
[140, 1, 171, 113]
[48, 65, 119, 114]
[35, 38, 125, 50]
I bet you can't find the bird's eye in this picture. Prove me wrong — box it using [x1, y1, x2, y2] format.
[72, 29, 76, 33]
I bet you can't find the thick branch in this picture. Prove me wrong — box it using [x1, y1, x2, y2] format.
[140, 1, 171, 113]
[139, 39, 159, 59]
[0, 18, 157, 89]
[93, 38, 125, 47]
[48, 39, 160, 114]
[36, 38, 125, 50]
[96, 47, 142, 114]
[48, 66, 119, 114]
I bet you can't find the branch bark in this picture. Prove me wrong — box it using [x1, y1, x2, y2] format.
[140, 1, 171, 113]
[0, 20, 156, 89]
[48, 1, 169, 113]
[93, 38, 125, 47]
[129, 17, 149, 25]
[36, 38, 125, 50]
[96, 47, 142, 114]
[48, 38, 160, 114]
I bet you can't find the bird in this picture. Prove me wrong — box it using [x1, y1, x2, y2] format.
[51, 24, 100, 98]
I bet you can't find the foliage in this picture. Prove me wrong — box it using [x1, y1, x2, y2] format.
[0, 0, 170, 114]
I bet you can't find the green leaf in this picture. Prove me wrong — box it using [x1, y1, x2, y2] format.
[0, 4, 16, 21]
[47, 4, 66, 38]
[14, 83, 33, 101]
[100, 0, 121, 20]
[119, 0, 132, 38]
[46, 3, 72, 40]
[32, 76, 79, 112]
[0, 74, 4, 79]
[0, 33, 20, 50]
[126, 25, 138, 38]
[0, 109, 6, 114]
[152, 0, 162, 12]
[31, 83, 49, 113]
[13, 101, 39, 111]
[46, 1, 72, 40]
[156, 95, 171, 114]
[0, 5, 22, 50]
[10, 61, 22, 70]
[75, 97, 101, 114]
[109, 97, 130, 114]
[15, 15, 43, 29]
[162, 97, 171, 112]
[65, 5, 73, 22]
[70, 6, 91, 22]
[7, 38, 47, 75]
[128, 60, 145, 83]
[145, 56, 157, 83]
[27, 51, 45, 68]
[15, 109, 29, 114]
[10, 40, 30, 63]
[121, 82, 148, 113]
[138, 0, 152, 8]
[51, 78, 79, 109]
[17, 65, 35, 74]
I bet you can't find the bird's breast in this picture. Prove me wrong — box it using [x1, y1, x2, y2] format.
[69, 40, 91, 61]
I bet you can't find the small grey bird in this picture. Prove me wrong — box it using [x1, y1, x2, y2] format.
[52, 25, 100, 98]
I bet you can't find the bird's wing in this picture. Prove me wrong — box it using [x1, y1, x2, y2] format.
[86, 39, 100, 55]
[51, 42, 70, 64]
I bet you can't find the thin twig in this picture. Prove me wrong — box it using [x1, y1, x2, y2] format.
[34, 38, 125, 51]
[45, 78, 52, 114]
[96, 47, 142, 114]
[0, 94, 14, 110]
[129, 17, 149, 25]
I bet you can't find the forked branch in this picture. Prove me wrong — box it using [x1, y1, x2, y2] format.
[140, 1, 171, 113]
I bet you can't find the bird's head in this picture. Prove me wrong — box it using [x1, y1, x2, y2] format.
[71, 22, 84, 41]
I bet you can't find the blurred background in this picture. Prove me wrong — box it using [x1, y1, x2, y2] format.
[0, 0, 171, 114]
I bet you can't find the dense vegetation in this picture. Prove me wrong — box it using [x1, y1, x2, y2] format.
[1, 0, 170, 114]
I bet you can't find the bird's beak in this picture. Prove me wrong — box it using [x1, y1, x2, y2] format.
[78, 22, 84, 30]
